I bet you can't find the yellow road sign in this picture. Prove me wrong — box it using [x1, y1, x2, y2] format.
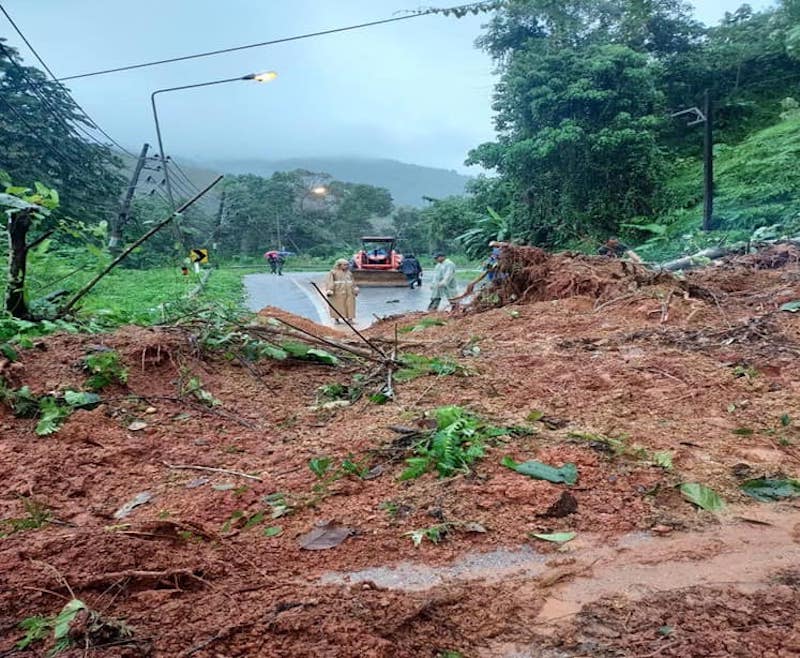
[189, 248, 208, 264]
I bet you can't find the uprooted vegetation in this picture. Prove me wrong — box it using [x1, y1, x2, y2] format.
[1, 245, 799, 656]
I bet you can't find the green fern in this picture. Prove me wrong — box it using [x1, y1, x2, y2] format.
[400, 457, 431, 480]
[16, 615, 50, 649]
[399, 406, 497, 480]
[35, 397, 70, 436]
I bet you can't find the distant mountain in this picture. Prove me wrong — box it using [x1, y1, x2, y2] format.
[211, 157, 471, 207]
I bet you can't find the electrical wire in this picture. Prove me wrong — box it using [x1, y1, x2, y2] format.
[0, 94, 88, 172]
[0, 41, 122, 165]
[169, 158, 203, 194]
[56, 2, 500, 81]
[0, 2, 137, 157]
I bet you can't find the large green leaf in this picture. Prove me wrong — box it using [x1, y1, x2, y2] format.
[530, 531, 576, 543]
[679, 483, 725, 511]
[53, 599, 86, 645]
[501, 456, 578, 485]
[780, 301, 800, 313]
[63, 390, 102, 409]
[306, 349, 339, 366]
[741, 478, 800, 501]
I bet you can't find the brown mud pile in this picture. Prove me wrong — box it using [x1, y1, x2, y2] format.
[1, 246, 799, 656]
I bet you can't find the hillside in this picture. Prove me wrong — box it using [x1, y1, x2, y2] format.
[214, 156, 471, 207]
[631, 112, 800, 262]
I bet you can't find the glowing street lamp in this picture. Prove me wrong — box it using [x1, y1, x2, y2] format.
[245, 71, 279, 83]
[151, 71, 278, 208]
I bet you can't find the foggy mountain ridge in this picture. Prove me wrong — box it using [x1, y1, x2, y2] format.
[211, 156, 471, 207]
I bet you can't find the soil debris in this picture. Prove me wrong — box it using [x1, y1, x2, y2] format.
[1, 245, 799, 656]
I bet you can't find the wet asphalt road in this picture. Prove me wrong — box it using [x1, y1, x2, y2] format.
[244, 271, 436, 327]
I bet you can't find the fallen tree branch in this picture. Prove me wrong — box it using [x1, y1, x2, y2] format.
[162, 462, 263, 481]
[310, 282, 388, 359]
[75, 568, 206, 589]
[243, 321, 382, 363]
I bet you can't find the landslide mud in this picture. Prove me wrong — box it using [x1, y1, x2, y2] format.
[1, 245, 799, 656]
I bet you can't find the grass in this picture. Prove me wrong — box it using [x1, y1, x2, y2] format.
[1, 247, 257, 326]
[4, 244, 478, 330]
[632, 112, 800, 262]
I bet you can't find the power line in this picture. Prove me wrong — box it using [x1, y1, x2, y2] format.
[169, 158, 202, 194]
[56, 2, 500, 81]
[0, 94, 88, 172]
[0, 2, 137, 157]
[0, 41, 123, 162]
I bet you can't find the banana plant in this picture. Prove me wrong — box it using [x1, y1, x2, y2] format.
[456, 207, 512, 258]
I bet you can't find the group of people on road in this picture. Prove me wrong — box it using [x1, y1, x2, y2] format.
[267, 236, 641, 328]
[317, 251, 460, 323]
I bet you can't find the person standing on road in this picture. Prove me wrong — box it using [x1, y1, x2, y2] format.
[275, 253, 285, 276]
[264, 251, 278, 274]
[323, 258, 359, 324]
[399, 253, 423, 289]
[428, 251, 457, 311]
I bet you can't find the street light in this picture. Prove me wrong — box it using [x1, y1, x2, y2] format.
[150, 71, 278, 209]
[284, 185, 329, 250]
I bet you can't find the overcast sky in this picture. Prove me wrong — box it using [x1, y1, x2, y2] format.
[1, 0, 777, 172]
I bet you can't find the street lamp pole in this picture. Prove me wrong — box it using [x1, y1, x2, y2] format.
[150, 71, 277, 210]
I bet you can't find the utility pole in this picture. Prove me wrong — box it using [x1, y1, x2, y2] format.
[703, 90, 714, 231]
[110, 142, 149, 250]
[671, 90, 714, 231]
[62, 176, 224, 313]
[211, 190, 225, 251]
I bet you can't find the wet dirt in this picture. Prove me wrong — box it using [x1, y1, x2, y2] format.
[1, 246, 799, 656]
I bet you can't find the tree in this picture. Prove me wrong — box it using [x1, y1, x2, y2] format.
[393, 207, 428, 254]
[420, 196, 482, 252]
[1, 173, 60, 318]
[469, 40, 666, 244]
[330, 183, 393, 245]
[216, 171, 393, 257]
[0, 40, 124, 226]
[462, 0, 800, 247]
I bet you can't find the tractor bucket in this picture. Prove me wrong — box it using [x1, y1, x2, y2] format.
[352, 270, 409, 287]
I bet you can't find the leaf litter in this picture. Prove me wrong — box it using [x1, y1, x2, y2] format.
[1, 245, 800, 656]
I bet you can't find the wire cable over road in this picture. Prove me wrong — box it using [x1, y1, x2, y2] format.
[56, 2, 502, 81]
[0, 2, 137, 156]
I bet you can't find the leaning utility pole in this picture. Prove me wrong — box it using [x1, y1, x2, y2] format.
[671, 90, 715, 231]
[110, 142, 149, 250]
[61, 175, 223, 313]
[703, 90, 714, 231]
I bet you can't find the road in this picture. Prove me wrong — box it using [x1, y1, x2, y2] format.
[244, 271, 435, 327]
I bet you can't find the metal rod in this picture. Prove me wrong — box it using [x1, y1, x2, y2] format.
[310, 282, 388, 359]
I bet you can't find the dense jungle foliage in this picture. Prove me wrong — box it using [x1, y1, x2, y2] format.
[394, 0, 800, 258]
[2, 0, 800, 286]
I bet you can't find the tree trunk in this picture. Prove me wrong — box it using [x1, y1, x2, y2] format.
[6, 208, 33, 319]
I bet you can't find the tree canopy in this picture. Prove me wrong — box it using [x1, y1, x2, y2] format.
[0, 39, 124, 226]
[457, 0, 800, 249]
